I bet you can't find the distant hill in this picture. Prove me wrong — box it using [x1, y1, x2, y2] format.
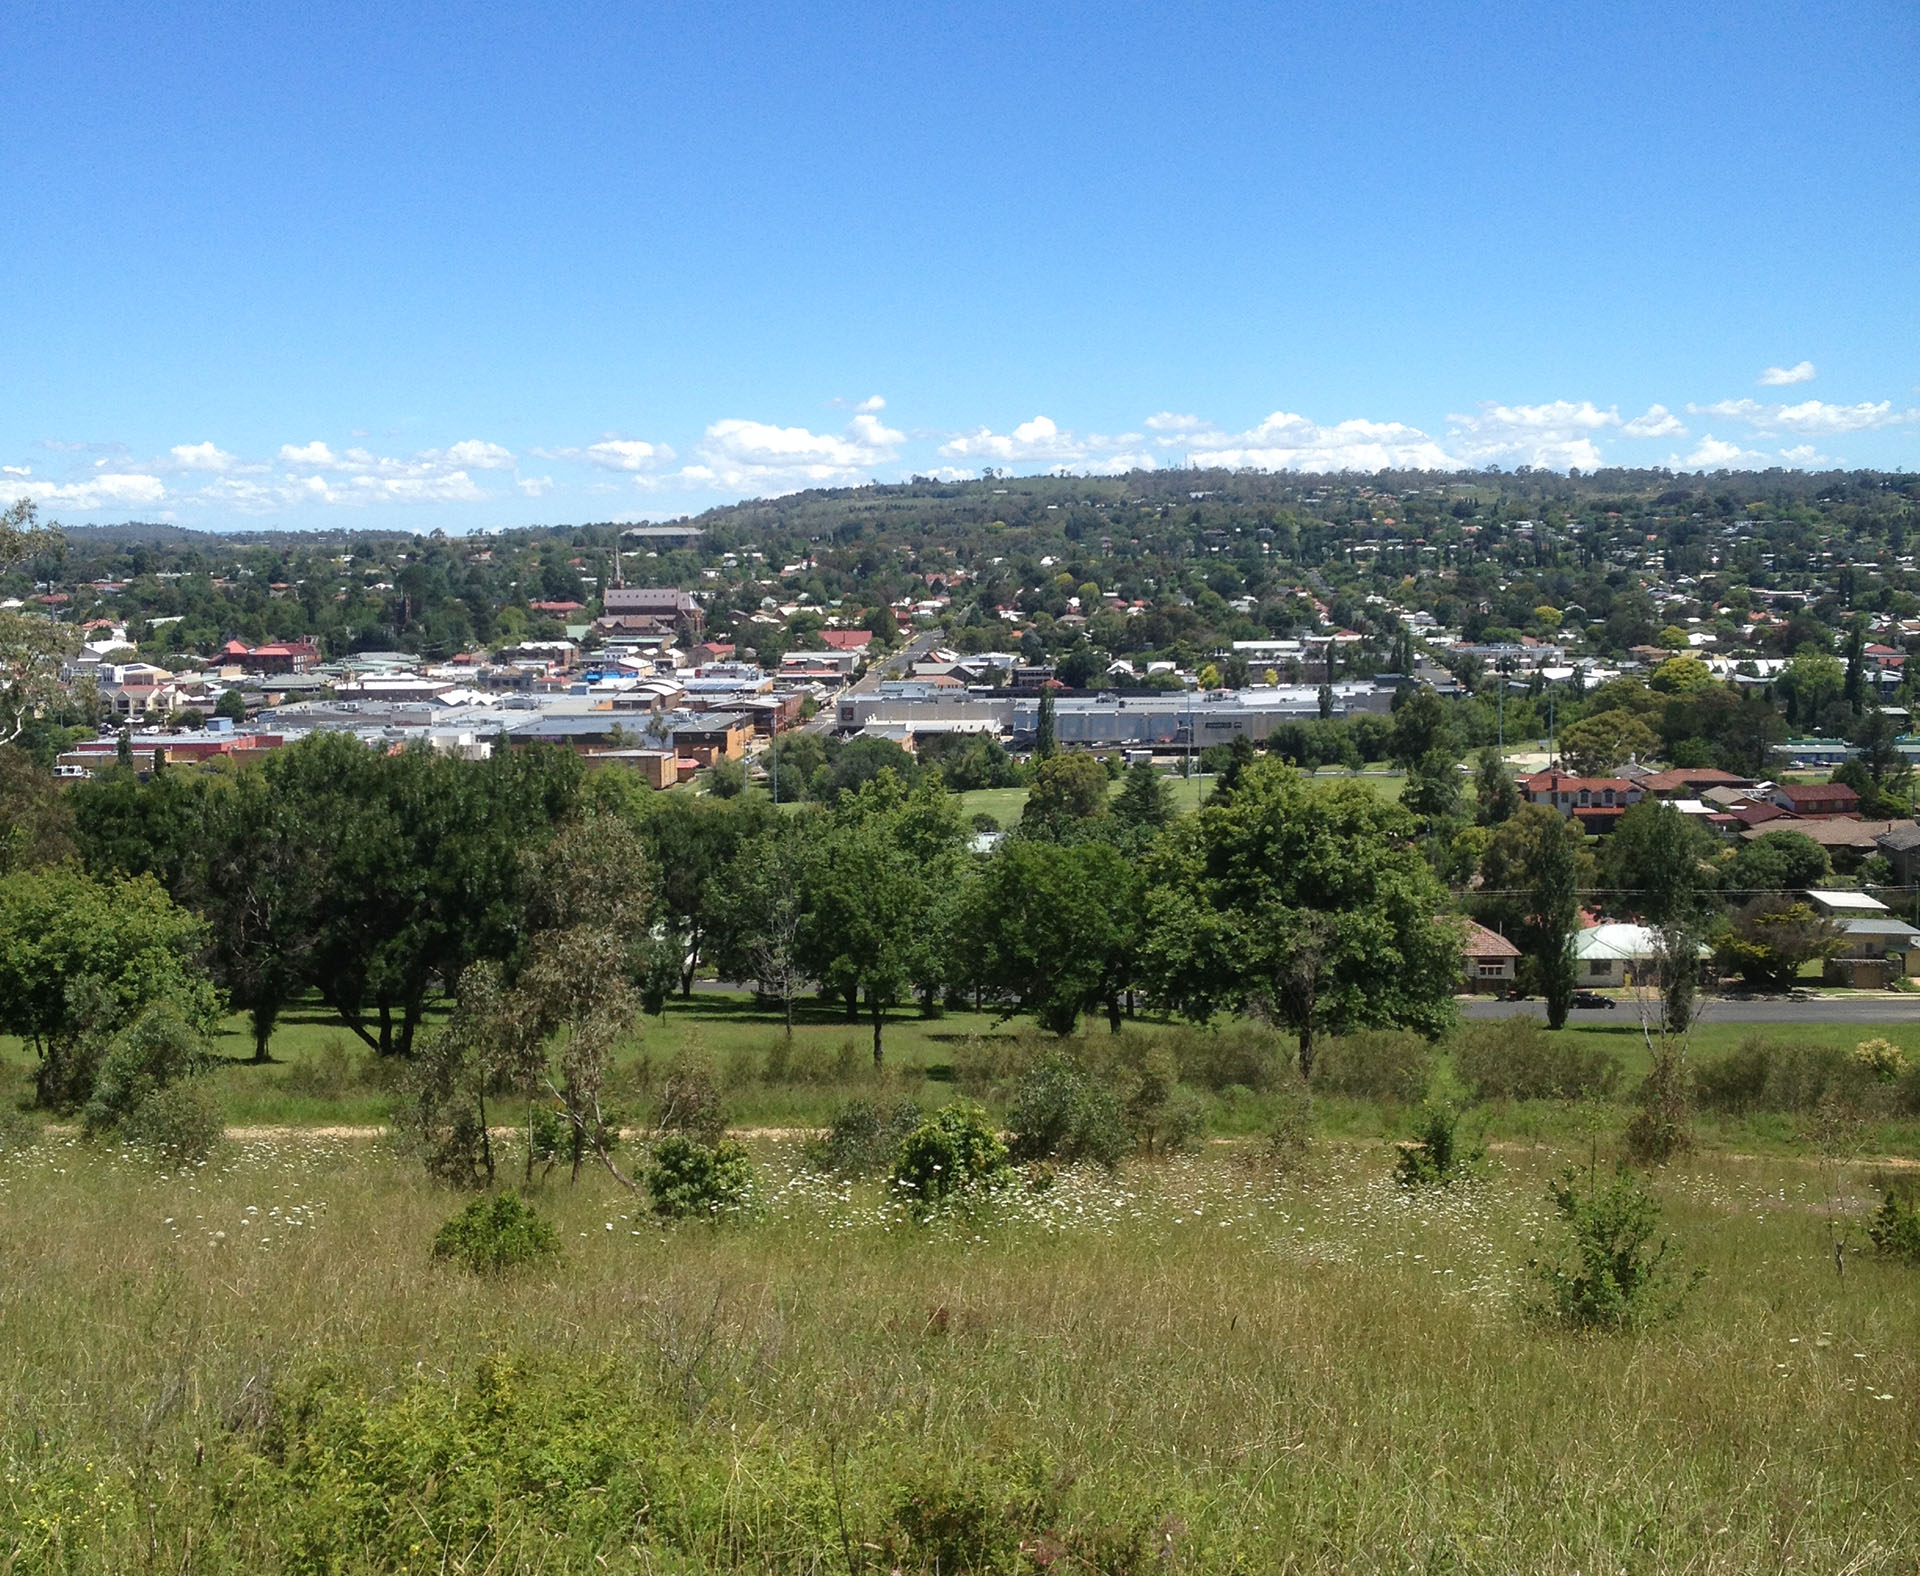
[59, 521, 412, 548]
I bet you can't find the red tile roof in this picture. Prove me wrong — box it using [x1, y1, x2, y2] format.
[1459, 920, 1520, 959]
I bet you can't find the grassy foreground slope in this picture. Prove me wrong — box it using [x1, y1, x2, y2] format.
[2, 1130, 1917, 1573]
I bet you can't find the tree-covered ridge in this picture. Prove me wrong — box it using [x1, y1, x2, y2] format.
[8, 466, 1915, 676]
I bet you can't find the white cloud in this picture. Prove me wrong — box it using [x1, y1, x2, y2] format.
[8, 473, 170, 510]
[517, 475, 555, 498]
[1145, 411, 1207, 433]
[278, 441, 339, 468]
[3, 465, 29, 477]
[1759, 361, 1816, 386]
[1446, 401, 1627, 468]
[431, 439, 515, 471]
[937, 416, 1156, 473]
[1620, 404, 1687, 440]
[855, 395, 886, 413]
[1688, 398, 1917, 435]
[941, 416, 1083, 463]
[686, 412, 905, 491]
[544, 438, 675, 473]
[167, 441, 242, 473]
[1678, 436, 1771, 469]
[1163, 411, 1456, 472]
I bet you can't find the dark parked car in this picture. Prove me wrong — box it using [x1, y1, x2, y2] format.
[1571, 990, 1616, 1010]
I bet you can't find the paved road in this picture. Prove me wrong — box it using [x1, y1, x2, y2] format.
[801, 627, 945, 734]
[1464, 996, 1920, 1025]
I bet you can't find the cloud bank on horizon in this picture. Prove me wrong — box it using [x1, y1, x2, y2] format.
[7, 373, 1916, 530]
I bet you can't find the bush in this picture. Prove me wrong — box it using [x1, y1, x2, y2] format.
[81, 1002, 213, 1138]
[431, 1191, 561, 1275]
[1625, 1045, 1693, 1166]
[890, 1103, 1010, 1205]
[891, 1468, 1027, 1573]
[1161, 1023, 1289, 1092]
[1121, 1047, 1207, 1157]
[1260, 1084, 1315, 1174]
[1693, 1035, 1902, 1116]
[1393, 1105, 1484, 1187]
[118, 1081, 224, 1165]
[1452, 1017, 1622, 1103]
[951, 1031, 1045, 1094]
[1865, 1176, 1920, 1262]
[1313, 1029, 1433, 1104]
[1850, 1037, 1908, 1083]
[0, 1102, 41, 1156]
[645, 1136, 755, 1219]
[653, 1053, 727, 1143]
[809, 1097, 923, 1174]
[1008, 1050, 1130, 1168]
[280, 1037, 397, 1099]
[1528, 1166, 1702, 1330]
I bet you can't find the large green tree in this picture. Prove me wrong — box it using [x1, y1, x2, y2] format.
[799, 773, 965, 1062]
[0, 865, 223, 1110]
[1598, 801, 1719, 926]
[1139, 761, 1459, 1075]
[966, 839, 1143, 1033]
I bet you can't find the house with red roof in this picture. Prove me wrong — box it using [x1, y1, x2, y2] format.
[1516, 770, 1647, 834]
[1459, 920, 1521, 991]
[1771, 781, 1861, 817]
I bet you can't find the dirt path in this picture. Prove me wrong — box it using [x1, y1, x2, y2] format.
[203, 1125, 1920, 1170]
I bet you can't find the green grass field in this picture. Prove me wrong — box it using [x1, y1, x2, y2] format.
[956, 769, 1406, 827]
[7, 976, 1920, 1570]
[2, 1115, 1917, 1571]
[10, 987, 1920, 1150]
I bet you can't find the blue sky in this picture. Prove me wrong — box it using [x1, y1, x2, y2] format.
[3, 0, 1915, 532]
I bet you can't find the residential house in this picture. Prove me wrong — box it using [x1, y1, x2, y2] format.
[1873, 823, 1920, 886]
[1459, 920, 1521, 991]
[1517, 771, 1644, 833]
[1771, 781, 1861, 817]
[1572, 923, 1708, 987]
[1742, 818, 1909, 867]
[1802, 889, 1920, 986]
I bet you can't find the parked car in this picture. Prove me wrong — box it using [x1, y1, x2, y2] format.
[1571, 990, 1616, 1010]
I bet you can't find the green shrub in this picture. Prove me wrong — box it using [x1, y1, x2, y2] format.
[809, 1096, 924, 1174]
[950, 1031, 1044, 1094]
[118, 1081, 224, 1165]
[81, 1002, 212, 1139]
[431, 1191, 561, 1275]
[645, 1135, 755, 1219]
[890, 1103, 1011, 1205]
[280, 1037, 398, 1099]
[1260, 1084, 1315, 1174]
[1528, 1167, 1702, 1330]
[1849, 1037, 1909, 1083]
[1692, 1035, 1883, 1115]
[891, 1468, 1028, 1573]
[653, 1053, 728, 1143]
[1865, 1177, 1920, 1262]
[1008, 1050, 1130, 1168]
[1393, 1105, 1485, 1187]
[1313, 1029, 1433, 1104]
[1162, 1023, 1289, 1092]
[1120, 1046, 1207, 1157]
[1452, 1017, 1622, 1103]
[0, 1103, 41, 1156]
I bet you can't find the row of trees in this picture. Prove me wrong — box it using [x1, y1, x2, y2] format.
[2, 740, 1469, 1114]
